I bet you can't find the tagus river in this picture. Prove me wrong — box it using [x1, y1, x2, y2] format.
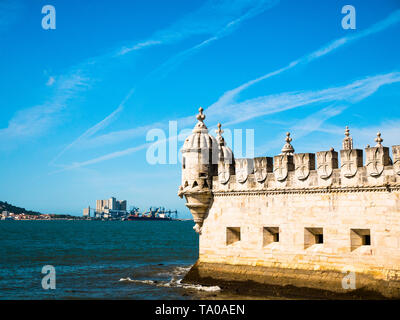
[0, 220, 230, 299]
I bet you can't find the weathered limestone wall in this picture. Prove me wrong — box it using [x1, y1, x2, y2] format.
[193, 165, 400, 297]
[179, 111, 400, 297]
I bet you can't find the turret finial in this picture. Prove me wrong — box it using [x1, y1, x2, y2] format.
[196, 107, 205, 122]
[342, 126, 353, 150]
[193, 107, 208, 133]
[375, 132, 383, 147]
[345, 126, 350, 137]
[215, 122, 225, 146]
[281, 132, 295, 155]
[216, 123, 223, 136]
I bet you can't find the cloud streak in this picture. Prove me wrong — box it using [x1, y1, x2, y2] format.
[118, 0, 279, 56]
[0, 71, 90, 144]
[47, 0, 278, 162]
[255, 104, 348, 155]
[50, 88, 135, 164]
[78, 9, 400, 151]
[54, 71, 400, 171]
[146, 0, 280, 80]
[207, 9, 400, 112]
[206, 72, 400, 126]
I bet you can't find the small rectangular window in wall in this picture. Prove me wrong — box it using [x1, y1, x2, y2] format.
[304, 227, 323, 249]
[226, 227, 241, 245]
[350, 229, 371, 251]
[263, 227, 279, 246]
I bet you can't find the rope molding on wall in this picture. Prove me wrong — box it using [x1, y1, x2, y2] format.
[213, 184, 400, 197]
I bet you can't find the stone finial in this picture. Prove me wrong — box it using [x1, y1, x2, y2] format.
[193, 107, 208, 132]
[215, 123, 224, 145]
[216, 122, 223, 135]
[281, 132, 294, 155]
[196, 107, 205, 122]
[342, 126, 353, 150]
[375, 132, 383, 147]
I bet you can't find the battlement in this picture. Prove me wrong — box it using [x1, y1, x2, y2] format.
[180, 109, 400, 298]
[214, 130, 400, 193]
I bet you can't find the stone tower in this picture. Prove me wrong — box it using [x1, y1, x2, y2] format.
[178, 107, 219, 233]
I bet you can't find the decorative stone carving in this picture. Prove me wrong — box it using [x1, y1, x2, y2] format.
[184, 189, 212, 234]
[215, 123, 233, 164]
[294, 153, 315, 181]
[281, 132, 295, 155]
[375, 132, 383, 147]
[274, 132, 295, 181]
[316, 148, 338, 179]
[235, 158, 254, 183]
[254, 157, 273, 183]
[342, 126, 353, 150]
[365, 133, 390, 177]
[273, 154, 294, 182]
[365, 147, 390, 177]
[218, 162, 231, 184]
[215, 123, 234, 184]
[179, 107, 216, 234]
[340, 149, 363, 178]
[393, 145, 400, 176]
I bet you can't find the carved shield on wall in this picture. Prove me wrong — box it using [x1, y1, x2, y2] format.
[392, 146, 400, 176]
[254, 158, 268, 182]
[365, 147, 385, 177]
[340, 150, 358, 178]
[236, 159, 252, 183]
[274, 155, 288, 182]
[218, 162, 231, 184]
[294, 153, 313, 181]
[317, 151, 334, 179]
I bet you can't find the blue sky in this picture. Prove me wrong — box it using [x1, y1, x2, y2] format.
[0, 0, 399, 217]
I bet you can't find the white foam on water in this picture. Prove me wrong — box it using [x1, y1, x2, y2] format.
[119, 278, 155, 285]
[119, 266, 221, 292]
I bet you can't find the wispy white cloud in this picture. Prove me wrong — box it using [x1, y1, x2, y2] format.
[147, 0, 280, 79]
[118, 0, 279, 56]
[50, 88, 135, 164]
[80, 9, 400, 151]
[206, 72, 400, 125]
[207, 9, 400, 112]
[12, 0, 276, 161]
[51, 143, 151, 173]
[292, 120, 400, 154]
[50, 1, 280, 158]
[0, 72, 89, 143]
[54, 71, 400, 171]
[44, 5, 400, 170]
[46, 76, 56, 86]
[255, 104, 348, 155]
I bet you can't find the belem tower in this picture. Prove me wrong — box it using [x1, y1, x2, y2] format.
[178, 107, 400, 298]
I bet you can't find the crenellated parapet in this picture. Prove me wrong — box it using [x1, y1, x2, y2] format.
[179, 108, 400, 234]
[213, 127, 400, 192]
[181, 109, 400, 298]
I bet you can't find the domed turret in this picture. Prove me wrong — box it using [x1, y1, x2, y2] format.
[180, 107, 218, 191]
[178, 107, 218, 234]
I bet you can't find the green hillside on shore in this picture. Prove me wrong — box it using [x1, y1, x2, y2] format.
[0, 201, 41, 215]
